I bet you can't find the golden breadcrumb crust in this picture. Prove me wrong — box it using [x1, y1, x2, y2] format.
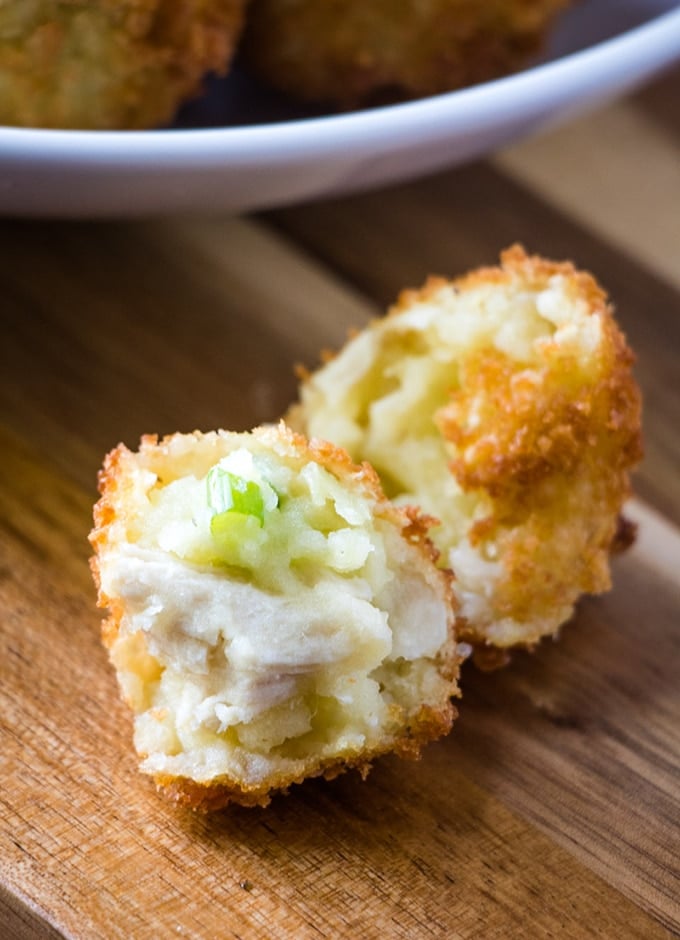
[431, 248, 642, 647]
[242, 0, 572, 107]
[0, 0, 248, 129]
[291, 247, 643, 655]
[90, 423, 460, 809]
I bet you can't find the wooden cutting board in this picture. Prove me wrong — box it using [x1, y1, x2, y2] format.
[0, 206, 678, 938]
[1, 434, 678, 938]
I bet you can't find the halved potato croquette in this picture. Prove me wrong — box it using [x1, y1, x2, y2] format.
[291, 247, 643, 654]
[90, 424, 461, 809]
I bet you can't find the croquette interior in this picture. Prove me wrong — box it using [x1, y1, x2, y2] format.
[293, 248, 642, 649]
[91, 425, 458, 807]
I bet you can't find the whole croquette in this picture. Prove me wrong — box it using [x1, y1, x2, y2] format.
[242, 0, 572, 107]
[290, 247, 643, 657]
[0, 0, 248, 129]
[90, 423, 461, 809]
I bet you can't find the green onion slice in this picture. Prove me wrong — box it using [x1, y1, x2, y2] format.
[207, 466, 275, 526]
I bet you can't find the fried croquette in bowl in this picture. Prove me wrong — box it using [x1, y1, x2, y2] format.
[90, 423, 461, 809]
[0, 0, 248, 129]
[242, 0, 572, 108]
[290, 247, 643, 655]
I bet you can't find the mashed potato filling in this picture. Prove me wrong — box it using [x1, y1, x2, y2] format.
[302, 279, 596, 531]
[98, 440, 451, 787]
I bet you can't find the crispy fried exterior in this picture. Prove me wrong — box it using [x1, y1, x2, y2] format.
[431, 250, 642, 647]
[147, 699, 456, 811]
[0, 0, 248, 129]
[242, 0, 572, 107]
[291, 247, 643, 654]
[90, 423, 460, 809]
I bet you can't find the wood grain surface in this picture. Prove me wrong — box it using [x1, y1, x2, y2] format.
[1, 64, 679, 940]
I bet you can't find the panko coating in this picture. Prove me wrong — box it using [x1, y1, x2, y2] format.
[242, 0, 572, 107]
[90, 423, 461, 809]
[290, 247, 643, 655]
[0, 0, 248, 129]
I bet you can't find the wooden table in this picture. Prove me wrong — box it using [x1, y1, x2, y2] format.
[2, 64, 679, 940]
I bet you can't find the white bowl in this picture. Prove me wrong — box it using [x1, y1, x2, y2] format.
[2, 0, 680, 217]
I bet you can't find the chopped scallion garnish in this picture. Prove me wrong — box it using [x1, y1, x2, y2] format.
[206, 466, 275, 526]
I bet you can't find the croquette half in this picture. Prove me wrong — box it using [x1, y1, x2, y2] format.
[290, 247, 643, 654]
[90, 423, 461, 809]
